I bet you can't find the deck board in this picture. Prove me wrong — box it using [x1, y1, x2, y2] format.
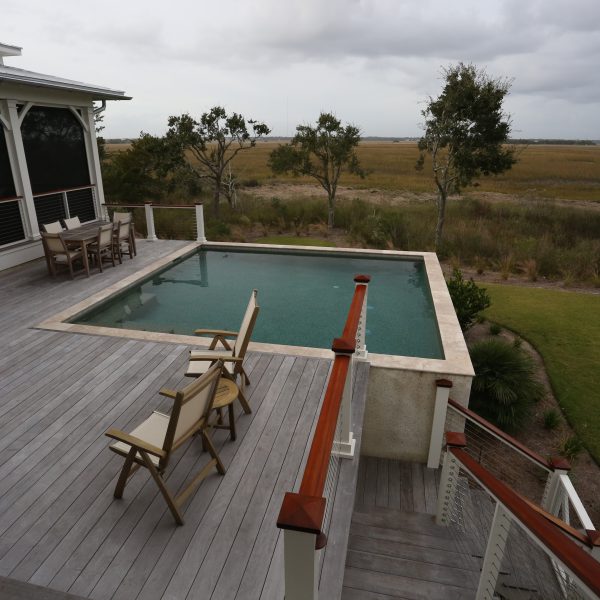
[0, 243, 367, 600]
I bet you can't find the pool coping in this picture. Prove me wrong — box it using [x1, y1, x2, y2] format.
[36, 241, 474, 377]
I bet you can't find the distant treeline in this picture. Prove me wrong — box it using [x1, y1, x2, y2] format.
[106, 136, 598, 145]
[509, 138, 598, 146]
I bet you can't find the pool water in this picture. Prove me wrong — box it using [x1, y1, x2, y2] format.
[73, 248, 444, 358]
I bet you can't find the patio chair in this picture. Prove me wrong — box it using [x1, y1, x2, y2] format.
[63, 216, 81, 230]
[113, 211, 137, 256]
[113, 220, 134, 263]
[41, 232, 89, 279]
[186, 289, 259, 414]
[105, 361, 225, 525]
[42, 221, 63, 233]
[87, 223, 116, 272]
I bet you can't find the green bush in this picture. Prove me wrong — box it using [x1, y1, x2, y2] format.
[446, 269, 491, 330]
[543, 409, 560, 430]
[558, 435, 584, 462]
[469, 339, 545, 432]
[489, 323, 502, 335]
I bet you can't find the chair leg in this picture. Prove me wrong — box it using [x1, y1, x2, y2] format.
[68, 260, 74, 280]
[201, 430, 226, 475]
[228, 403, 236, 441]
[139, 451, 184, 525]
[114, 447, 137, 498]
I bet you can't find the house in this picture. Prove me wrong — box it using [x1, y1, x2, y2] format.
[0, 42, 129, 271]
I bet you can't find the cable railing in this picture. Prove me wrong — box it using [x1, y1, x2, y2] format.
[428, 380, 596, 536]
[103, 202, 206, 243]
[276, 275, 370, 600]
[437, 433, 600, 600]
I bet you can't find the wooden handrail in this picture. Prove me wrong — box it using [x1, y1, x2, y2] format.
[447, 397, 553, 471]
[277, 276, 370, 540]
[451, 447, 600, 596]
[341, 283, 367, 342]
[299, 354, 351, 498]
[0, 194, 23, 202]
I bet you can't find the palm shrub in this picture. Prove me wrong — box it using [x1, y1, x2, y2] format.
[469, 339, 544, 432]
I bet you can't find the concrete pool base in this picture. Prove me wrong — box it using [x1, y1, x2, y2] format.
[37, 241, 474, 462]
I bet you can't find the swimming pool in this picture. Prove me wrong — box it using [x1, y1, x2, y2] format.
[71, 247, 444, 358]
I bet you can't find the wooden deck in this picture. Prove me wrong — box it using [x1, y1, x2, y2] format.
[0, 242, 368, 600]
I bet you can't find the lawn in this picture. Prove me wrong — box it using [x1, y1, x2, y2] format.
[483, 284, 600, 462]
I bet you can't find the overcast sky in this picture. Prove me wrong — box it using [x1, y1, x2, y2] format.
[2, 0, 599, 139]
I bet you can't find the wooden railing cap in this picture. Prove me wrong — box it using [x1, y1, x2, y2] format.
[277, 492, 325, 535]
[331, 337, 356, 354]
[445, 431, 467, 447]
[436, 378, 453, 388]
[586, 530, 600, 547]
[550, 456, 572, 471]
[354, 274, 371, 283]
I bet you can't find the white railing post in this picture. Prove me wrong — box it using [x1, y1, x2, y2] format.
[332, 339, 356, 459]
[427, 379, 453, 468]
[277, 493, 325, 600]
[144, 202, 157, 241]
[541, 457, 571, 516]
[195, 202, 206, 243]
[436, 432, 466, 526]
[353, 275, 370, 360]
[475, 503, 512, 600]
[62, 191, 69, 217]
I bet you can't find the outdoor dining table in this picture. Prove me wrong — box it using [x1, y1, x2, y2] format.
[61, 220, 111, 276]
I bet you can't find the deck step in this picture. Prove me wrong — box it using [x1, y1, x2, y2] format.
[343, 507, 480, 600]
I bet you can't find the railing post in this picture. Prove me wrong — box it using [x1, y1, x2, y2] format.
[62, 191, 69, 218]
[541, 457, 571, 516]
[475, 503, 512, 600]
[435, 432, 466, 526]
[195, 202, 206, 243]
[144, 202, 157, 241]
[332, 338, 356, 459]
[427, 379, 453, 468]
[353, 275, 370, 360]
[277, 492, 325, 600]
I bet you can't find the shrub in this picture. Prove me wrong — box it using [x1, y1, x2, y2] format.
[469, 339, 545, 432]
[446, 269, 491, 331]
[558, 435, 584, 462]
[489, 323, 502, 335]
[543, 409, 560, 430]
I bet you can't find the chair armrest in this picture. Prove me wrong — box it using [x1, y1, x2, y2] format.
[105, 428, 167, 459]
[159, 388, 177, 399]
[194, 329, 238, 337]
[188, 351, 243, 362]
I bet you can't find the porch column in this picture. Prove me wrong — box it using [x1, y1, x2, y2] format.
[83, 105, 107, 218]
[3, 99, 39, 239]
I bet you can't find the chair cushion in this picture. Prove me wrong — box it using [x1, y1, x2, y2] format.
[110, 411, 169, 466]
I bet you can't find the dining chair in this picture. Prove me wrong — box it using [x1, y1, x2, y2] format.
[87, 223, 116, 272]
[41, 232, 88, 279]
[63, 216, 81, 230]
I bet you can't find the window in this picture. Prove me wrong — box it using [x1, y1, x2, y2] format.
[0, 125, 16, 199]
[21, 106, 90, 195]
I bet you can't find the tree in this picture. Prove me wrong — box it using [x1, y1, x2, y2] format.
[416, 63, 517, 250]
[268, 112, 365, 228]
[167, 107, 270, 216]
[102, 133, 192, 203]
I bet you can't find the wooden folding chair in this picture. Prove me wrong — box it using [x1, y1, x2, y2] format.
[186, 289, 259, 415]
[105, 361, 225, 525]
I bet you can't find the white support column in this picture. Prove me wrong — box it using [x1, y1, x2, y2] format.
[83, 105, 107, 218]
[144, 202, 157, 241]
[541, 458, 571, 516]
[195, 202, 206, 242]
[332, 352, 356, 459]
[475, 503, 512, 600]
[282, 529, 319, 600]
[435, 433, 466, 526]
[4, 99, 38, 239]
[353, 275, 370, 361]
[427, 379, 453, 468]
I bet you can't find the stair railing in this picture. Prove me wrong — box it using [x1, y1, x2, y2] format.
[276, 275, 370, 600]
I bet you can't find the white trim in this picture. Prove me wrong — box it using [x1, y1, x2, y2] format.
[68, 106, 89, 132]
[17, 101, 33, 125]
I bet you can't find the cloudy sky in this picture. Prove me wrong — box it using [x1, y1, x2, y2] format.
[2, 0, 599, 139]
